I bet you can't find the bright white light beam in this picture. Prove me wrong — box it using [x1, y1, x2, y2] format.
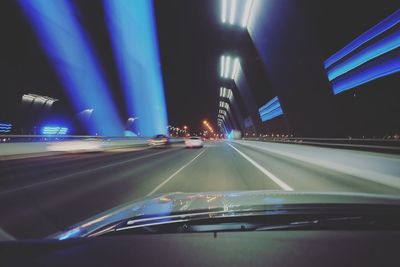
[231, 58, 239, 79]
[241, 0, 253, 28]
[221, 0, 227, 23]
[230, 0, 237, 25]
[221, 55, 225, 77]
[225, 56, 231, 78]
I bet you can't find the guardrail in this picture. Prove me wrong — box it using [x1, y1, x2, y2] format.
[243, 137, 400, 154]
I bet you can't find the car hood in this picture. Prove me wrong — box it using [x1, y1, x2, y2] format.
[54, 190, 400, 240]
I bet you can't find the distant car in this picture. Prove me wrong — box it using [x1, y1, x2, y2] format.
[185, 136, 204, 148]
[148, 134, 170, 148]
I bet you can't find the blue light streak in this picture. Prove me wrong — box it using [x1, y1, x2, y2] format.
[104, 0, 168, 136]
[324, 9, 400, 68]
[331, 55, 400, 95]
[259, 96, 283, 122]
[19, 0, 124, 136]
[58, 228, 80, 240]
[327, 30, 400, 81]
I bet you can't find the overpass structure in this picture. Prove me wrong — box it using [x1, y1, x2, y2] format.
[216, 0, 400, 138]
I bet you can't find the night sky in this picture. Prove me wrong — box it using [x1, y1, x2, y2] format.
[0, 0, 398, 134]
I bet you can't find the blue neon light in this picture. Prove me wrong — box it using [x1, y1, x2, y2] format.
[325, 9, 400, 68]
[19, 0, 124, 136]
[42, 126, 69, 135]
[58, 228, 80, 240]
[259, 96, 283, 122]
[327, 30, 400, 81]
[331, 55, 400, 94]
[0, 123, 12, 133]
[105, 0, 168, 136]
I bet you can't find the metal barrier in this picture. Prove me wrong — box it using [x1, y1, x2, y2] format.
[243, 137, 400, 154]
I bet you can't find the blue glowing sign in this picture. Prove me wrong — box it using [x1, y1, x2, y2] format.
[42, 126, 69, 135]
[19, 0, 124, 136]
[259, 96, 283, 122]
[104, 0, 168, 136]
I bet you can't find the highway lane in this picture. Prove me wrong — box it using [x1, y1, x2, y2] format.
[0, 141, 399, 239]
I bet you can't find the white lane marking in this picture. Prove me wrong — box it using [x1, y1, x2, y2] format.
[105, 146, 149, 152]
[0, 148, 176, 196]
[147, 148, 208, 196]
[227, 143, 293, 191]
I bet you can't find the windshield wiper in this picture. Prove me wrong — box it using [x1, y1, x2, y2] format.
[98, 213, 395, 237]
[255, 216, 371, 231]
[88, 204, 400, 237]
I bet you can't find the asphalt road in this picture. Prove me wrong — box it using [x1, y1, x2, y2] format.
[0, 141, 400, 239]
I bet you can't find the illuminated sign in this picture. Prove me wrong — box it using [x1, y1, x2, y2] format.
[259, 96, 283, 122]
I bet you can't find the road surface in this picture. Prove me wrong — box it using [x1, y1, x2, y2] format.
[0, 141, 399, 239]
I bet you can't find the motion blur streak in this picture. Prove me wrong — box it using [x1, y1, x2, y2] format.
[324, 9, 400, 68]
[18, 0, 124, 136]
[327, 30, 400, 81]
[104, 0, 168, 136]
[331, 55, 400, 95]
[324, 9, 400, 94]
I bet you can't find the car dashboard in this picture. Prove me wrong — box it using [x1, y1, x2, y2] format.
[1, 230, 399, 266]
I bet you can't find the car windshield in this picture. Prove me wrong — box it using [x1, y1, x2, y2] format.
[0, 0, 399, 241]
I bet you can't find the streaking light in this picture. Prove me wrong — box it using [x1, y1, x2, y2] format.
[229, 0, 236, 25]
[232, 58, 240, 79]
[241, 0, 254, 28]
[220, 55, 240, 79]
[327, 30, 400, 81]
[219, 109, 227, 117]
[105, 0, 168, 136]
[225, 56, 231, 78]
[259, 96, 283, 122]
[221, 55, 225, 77]
[220, 87, 233, 101]
[221, 0, 227, 23]
[222, 0, 253, 29]
[331, 55, 400, 94]
[19, 0, 124, 136]
[219, 101, 230, 111]
[324, 9, 400, 68]
[325, 10, 400, 94]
